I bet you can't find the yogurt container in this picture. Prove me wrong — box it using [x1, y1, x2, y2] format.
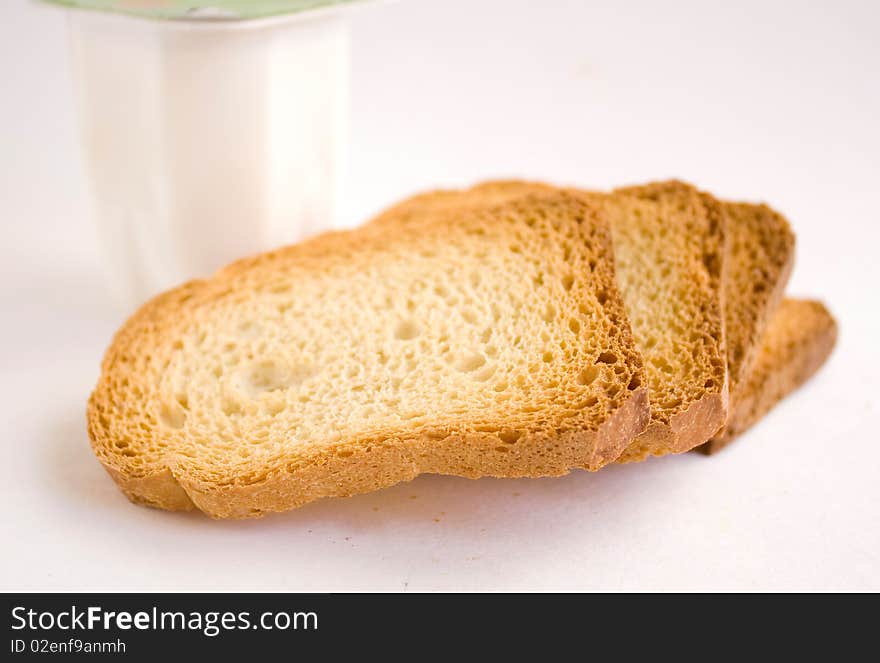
[47, 1, 367, 306]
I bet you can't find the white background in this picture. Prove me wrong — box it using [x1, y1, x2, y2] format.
[1, 0, 878, 591]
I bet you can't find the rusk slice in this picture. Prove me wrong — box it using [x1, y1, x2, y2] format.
[88, 192, 649, 517]
[698, 298, 837, 454]
[707, 201, 795, 442]
[374, 180, 730, 461]
[720, 202, 795, 390]
[543, 186, 794, 458]
[598, 182, 729, 461]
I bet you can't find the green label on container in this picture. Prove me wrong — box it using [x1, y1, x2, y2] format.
[41, 0, 365, 21]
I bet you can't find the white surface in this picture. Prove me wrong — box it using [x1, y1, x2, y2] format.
[69, 9, 347, 306]
[1, 0, 878, 591]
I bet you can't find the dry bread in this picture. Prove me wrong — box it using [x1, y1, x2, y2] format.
[597, 182, 728, 461]
[88, 192, 650, 517]
[719, 202, 795, 390]
[374, 180, 730, 461]
[708, 202, 795, 447]
[699, 298, 837, 454]
[460, 185, 795, 457]
[372, 180, 555, 225]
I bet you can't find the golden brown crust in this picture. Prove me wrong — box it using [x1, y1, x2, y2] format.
[467, 184, 797, 460]
[616, 390, 728, 462]
[372, 180, 810, 463]
[604, 182, 729, 458]
[127, 386, 650, 519]
[698, 299, 837, 454]
[88, 191, 650, 518]
[373, 179, 732, 460]
[94, 385, 651, 519]
[102, 466, 196, 512]
[720, 203, 796, 392]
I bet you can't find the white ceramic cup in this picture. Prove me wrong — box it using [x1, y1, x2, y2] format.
[67, 9, 349, 307]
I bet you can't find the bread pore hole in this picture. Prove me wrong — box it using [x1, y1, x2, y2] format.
[577, 365, 599, 386]
[222, 397, 242, 416]
[568, 318, 580, 334]
[561, 274, 575, 291]
[471, 363, 496, 382]
[702, 251, 720, 278]
[597, 351, 617, 364]
[237, 320, 261, 339]
[455, 353, 486, 373]
[393, 319, 421, 341]
[238, 358, 309, 397]
[158, 402, 186, 429]
[247, 360, 289, 392]
[499, 430, 522, 445]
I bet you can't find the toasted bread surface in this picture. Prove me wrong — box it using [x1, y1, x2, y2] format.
[721, 202, 795, 390]
[698, 298, 837, 454]
[88, 192, 649, 517]
[375, 180, 730, 460]
[705, 201, 795, 442]
[597, 181, 729, 460]
[469, 185, 797, 457]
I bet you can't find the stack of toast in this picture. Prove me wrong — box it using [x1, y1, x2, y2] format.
[88, 180, 836, 518]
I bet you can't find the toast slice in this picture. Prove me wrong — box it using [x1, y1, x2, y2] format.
[88, 192, 650, 518]
[462, 186, 796, 455]
[710, 202, 795, 446]
[374, 180, 730, 461]
[598, 182, 729, 461]
[698, 298, 837, 454]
